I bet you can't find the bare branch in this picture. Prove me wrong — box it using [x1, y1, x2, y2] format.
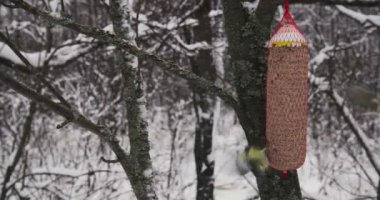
[7, 0, 247, 125]
[0, 70, 134, 185]
[0, 1, 18, 8]
[0, 32, 72, 109]
[0, 103, 36, 200]
[282, 0, 380, 7]
[336, 5, 380, 29]
[6, 170, 115, 191]
[329, 89, 380, 176]
[309, 47, 380, 176]
[100, 157, 119, 164]
[56, 119, 72, 129]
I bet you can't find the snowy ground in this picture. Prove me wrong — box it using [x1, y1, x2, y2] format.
[148, 105, 379, 200]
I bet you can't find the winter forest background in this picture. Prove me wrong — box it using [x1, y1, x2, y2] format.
[0, 0, 380, 199]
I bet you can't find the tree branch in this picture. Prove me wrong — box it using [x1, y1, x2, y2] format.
[100, 157, 119, 164]
[0, 39, 97, 68]
[0, 70, 135, 185]
[0, 103, 36, 200]
[309, 41, 380, 192]
[336, 5, 380, 28]
[277, 0, 380, 7]
[7, 0, 248, 126]
[109, 1, 157, 198]
[309, 43, 380, 176]
[329, 89, 380, 176]
[5, 170, 115, 192]
[0, 32, 72, 109]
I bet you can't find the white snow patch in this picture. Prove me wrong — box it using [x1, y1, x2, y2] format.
[103, 24, 115, 34]
[173, 35, 211, 51]
[337, 6, 380, 27]
[241, 0, 260, 14]
[209, 10, 223, 18]
[143, 168, 153, 178]
[0, 32, 93, 67]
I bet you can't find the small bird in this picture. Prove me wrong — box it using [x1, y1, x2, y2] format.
[346, 85, 380, 111]
[236, 146, 269, 176]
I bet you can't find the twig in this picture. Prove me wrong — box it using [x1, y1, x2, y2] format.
[0, 2, 17, 8]
[329, 89, 380, 176]
[0, 70, 134, 188]
[0, 103, 36, 200]
[0, 32, 71, 110]
[56, 119, 72, 129]
[0, 31, 93, 128]
[5, 170, 115, 191]
[100, 157, 119, 164]
[7, 0, 251, 134]
[275, 0, 380, 7]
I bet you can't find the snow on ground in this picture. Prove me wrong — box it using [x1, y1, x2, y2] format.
[148, 104, 380, 200]
[1, 89, 378, 200]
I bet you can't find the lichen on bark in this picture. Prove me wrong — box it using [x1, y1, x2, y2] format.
[221, 0, 302, 199]
[109, 0, 157, 199]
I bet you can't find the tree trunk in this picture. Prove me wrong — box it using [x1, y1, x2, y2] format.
[221, 0, 302, 199]
[186, 0, 216, 199]
[109, 1, 157, 199]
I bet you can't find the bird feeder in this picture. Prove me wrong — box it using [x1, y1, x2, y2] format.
[265, 0, 309, 171]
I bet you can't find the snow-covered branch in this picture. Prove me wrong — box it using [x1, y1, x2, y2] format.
[329, 89, 380, 176]
[242, 1, 260, 14]
[280, 0, 380, 7]
[0, 34, 95, 67]
[310, 71, 380, 179]
[6, 170, 115, 192]
[310, 36, 368, 72]
[309, 44, 380, 177]
[308, 33, 380, 176]
[0, 70, 134, 185]
[336, 5, 380, 29]
[173, 34, 211, 52]
[6, 0, 247, 127]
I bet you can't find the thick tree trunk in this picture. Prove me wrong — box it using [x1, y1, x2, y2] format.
[221, 0, 302, 199]
[109, 1, 157, 200]
[186, 1, 216, 199]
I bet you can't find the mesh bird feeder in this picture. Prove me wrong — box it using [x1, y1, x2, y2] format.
[265, 0, 309, 171]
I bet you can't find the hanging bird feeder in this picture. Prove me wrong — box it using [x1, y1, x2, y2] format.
[265, 0, 309, 171]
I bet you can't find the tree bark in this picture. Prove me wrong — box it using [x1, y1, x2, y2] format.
[221, 0, 302, 199]
[109, 1, 157, 199]
[186, 0, 216, 199]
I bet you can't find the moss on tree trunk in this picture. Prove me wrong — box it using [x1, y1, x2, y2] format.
[221, 0, 302, 199]
[109, 1, 157, 199]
